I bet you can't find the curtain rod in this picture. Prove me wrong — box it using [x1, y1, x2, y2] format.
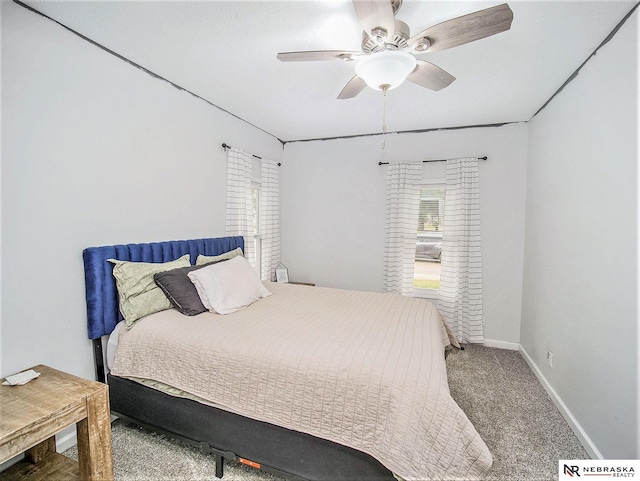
[221, 143, 281, 166]
[378, 156, 487, 166]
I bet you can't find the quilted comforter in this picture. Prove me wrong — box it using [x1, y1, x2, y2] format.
[110, 282, 492, 480]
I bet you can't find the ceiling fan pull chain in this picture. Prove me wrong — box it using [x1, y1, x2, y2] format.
[381, 84, 388, 150]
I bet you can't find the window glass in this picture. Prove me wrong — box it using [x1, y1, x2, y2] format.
[414, 185, 445, 290]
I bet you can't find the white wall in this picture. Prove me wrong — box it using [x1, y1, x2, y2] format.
[521, 9, 638, 458]
[5, 0, 636, 462]
[281, 123, 528, 344]
[0, 2, 283, 380]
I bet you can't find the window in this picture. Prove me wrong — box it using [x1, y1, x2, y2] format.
[251, 182, 262, 278]
[226, 149, 279, 281]
[414, 184, 445, 296]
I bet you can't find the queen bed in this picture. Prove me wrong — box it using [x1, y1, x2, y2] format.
[83, 236, 492, 481]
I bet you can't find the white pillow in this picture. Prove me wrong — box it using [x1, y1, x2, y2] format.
[187, 256, 271, 315]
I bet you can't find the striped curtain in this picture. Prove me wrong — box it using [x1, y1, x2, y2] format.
[383, 161, 422, 295]
[260, 158, 280, 281]
[225, 147, 256, 269]
[439, 157, 483, 343]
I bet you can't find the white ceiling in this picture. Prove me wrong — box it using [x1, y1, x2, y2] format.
[25, 0, 637, 142]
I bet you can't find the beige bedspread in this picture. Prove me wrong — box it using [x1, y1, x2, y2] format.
[111, 282, 492, 480]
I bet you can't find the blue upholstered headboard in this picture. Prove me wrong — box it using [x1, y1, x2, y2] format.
[83, 236, 244, 340]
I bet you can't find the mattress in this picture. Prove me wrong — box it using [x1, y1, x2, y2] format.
[110, 282, 491, 480]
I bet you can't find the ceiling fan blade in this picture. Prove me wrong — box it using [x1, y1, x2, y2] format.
[337, 76, 367, 99]
[408, 3, 513, 53]
[277, 50, 361, 62]
[352, 0, 396, 43]
[406, 60, 455, 91]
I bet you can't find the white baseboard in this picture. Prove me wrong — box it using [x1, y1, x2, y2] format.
[519, 345, 603, 460]
[56, 430, 78, 453]
[482, 338, 520, 350]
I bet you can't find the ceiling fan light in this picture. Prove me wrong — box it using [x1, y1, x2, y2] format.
[414, 37, 431, 52]
[356, 50, 417, 91]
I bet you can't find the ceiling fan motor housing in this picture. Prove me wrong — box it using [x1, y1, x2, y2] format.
[362, 19, 410, 53]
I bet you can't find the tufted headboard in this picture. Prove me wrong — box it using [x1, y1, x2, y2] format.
[82, 236, 244, 341]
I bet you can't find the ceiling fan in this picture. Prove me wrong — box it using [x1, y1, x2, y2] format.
[277, 1, 513, 99]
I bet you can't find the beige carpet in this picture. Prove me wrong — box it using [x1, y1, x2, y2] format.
[64, 345, 589, 480]
[447, 345, 589, 480]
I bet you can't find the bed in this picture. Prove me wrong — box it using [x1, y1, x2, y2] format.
[83, 236, 492, 481]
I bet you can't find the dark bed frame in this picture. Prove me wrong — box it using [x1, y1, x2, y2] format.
[83, 236, 395, 481]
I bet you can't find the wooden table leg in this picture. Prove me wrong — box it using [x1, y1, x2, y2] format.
[24, 436, 56, 463]
[76, 387, 113, 481]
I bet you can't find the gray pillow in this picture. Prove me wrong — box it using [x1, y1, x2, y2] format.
[154, 264, 211, 316]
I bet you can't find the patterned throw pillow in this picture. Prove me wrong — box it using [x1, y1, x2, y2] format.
[195, 247, 243, 266]
[108, 254, 190, 328]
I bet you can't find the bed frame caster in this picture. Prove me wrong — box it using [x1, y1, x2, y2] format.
[198, 441, 230, 478]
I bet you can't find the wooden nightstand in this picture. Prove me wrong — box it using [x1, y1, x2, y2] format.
[0, 365, 113, 481]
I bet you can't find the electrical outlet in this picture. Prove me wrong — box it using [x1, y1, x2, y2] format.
[547, 350, 553, 368]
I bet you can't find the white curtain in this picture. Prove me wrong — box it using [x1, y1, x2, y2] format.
[383, 161, 422, 295]
[439, 157, 484, 343]
[225, 147, 256, 269]
[260, 158, 280, 281]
